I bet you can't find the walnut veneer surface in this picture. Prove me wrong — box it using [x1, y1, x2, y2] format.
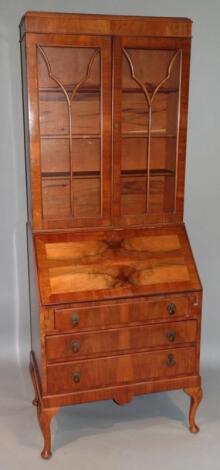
[20, 11, 203, 459]
[35, 226, 200, 304]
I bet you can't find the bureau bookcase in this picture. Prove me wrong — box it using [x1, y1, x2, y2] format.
[20, 12, 203, 459]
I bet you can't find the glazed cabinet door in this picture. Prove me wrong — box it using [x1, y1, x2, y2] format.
[112, 36, 191, 225]
[24, 34, 111, 229]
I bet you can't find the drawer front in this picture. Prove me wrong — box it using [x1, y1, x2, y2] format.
[47, 346, 196, 394]
[46, 320, 197, 362]
[54, 295, 193, 332]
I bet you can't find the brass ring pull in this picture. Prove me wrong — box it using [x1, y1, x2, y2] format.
[167, 303, 176, 316]
[72, 372, 80, 383]
[167, 353, 176, 367]
[71, 314, 80, 327]
[71, 340, 80, 353]
[166, 330, 176, 343]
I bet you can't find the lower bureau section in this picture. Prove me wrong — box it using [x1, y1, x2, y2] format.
[47, 346, 196, 394]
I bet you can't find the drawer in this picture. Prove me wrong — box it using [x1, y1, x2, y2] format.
[46, 320, 197, 362]
[47, 346, 196, 394]
[54, 295, 194, 332]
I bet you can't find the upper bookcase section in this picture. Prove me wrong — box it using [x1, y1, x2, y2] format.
[20, 12, 192, 230]
[20, 11, 192, 39]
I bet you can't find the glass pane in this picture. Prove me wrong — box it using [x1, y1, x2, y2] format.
[122, 92, 149, 134]
[39, 91, 100, 136]
[42, 178, 71, 218]
[37, 46, 101, 219]
[41, 138, 100, 174]
[74, 178, 100, 217]
[121, 175, 146, 215]
[121, 48, 180, 215]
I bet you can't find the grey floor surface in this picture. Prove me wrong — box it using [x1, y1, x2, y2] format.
[0, 361, 219, 470]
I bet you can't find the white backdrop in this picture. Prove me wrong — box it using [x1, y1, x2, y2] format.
[0, 0, 220, 365]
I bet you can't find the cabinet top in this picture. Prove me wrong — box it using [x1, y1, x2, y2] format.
[20, 11, 192, 39]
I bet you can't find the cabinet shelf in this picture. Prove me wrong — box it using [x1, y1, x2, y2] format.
[122, 86, 178, 94]
[42, 169, 175, 180]
[42, 171, 100, 180]
[122, 169, 175, 177]
[40, 134, 101, 140]
[41, 133, 175, 139]
[39, 86, 177, 94]
[39, 86, 100, 93]
[122, 132, 176, 138]
[40, 133, 176, 140]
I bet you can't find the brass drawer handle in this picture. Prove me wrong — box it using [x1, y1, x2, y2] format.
[71, 314, 80, 327]
[72, 372, 80, 383]
[167, 303, 176, 316]
[167, 353, 176, 367]
[166, 330, 176, 343]
[71, 340, 80, 353]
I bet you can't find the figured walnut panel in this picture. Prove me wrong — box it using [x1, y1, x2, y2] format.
[48, 261, 189, 295]
[35, 226, 201, 304]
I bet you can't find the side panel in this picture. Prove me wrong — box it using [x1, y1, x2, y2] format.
[27, 225, 42, 382]
[20, 38, 32, 222]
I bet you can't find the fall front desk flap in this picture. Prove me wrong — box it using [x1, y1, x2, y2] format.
[34, 225, 201, 305]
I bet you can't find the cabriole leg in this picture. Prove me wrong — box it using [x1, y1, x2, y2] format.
[37, 404, 59, 459]
[184, 386, 203, 433]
